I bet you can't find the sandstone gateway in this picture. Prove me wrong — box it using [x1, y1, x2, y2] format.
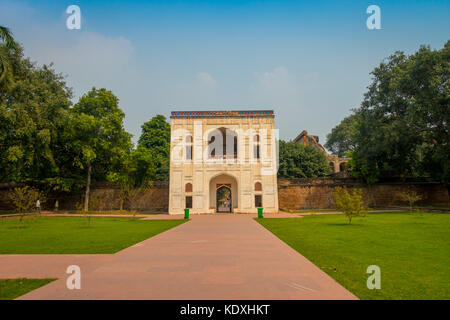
[168, 110, 279, 214]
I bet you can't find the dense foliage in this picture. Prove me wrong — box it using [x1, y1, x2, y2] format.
[278, 140, 330, 178]
[137, 115, 171, 181]
[0, 44, 74, 190]
[0, 26, 19, 83]
[324, 114, 359, 158]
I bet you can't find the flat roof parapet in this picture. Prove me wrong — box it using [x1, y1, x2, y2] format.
[170, 110, 274, 118]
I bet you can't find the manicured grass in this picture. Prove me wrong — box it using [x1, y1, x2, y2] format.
[0, 211, 20, 215]
[257, 212, 450, 300]
[0, 217, 186, 254]
[0, 278, 55, 300]
[282, 209, 339, 213]
[417, 205, 450, 211]
[70, 210, 157, 215]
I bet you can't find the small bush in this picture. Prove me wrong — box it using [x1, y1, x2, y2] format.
[8, 186, 44, 222]
[334, 187, 368, 224]
[398, 190, 422, 212]
[8, 186, 42, 213]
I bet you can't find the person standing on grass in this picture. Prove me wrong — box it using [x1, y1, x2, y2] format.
[36, 199, 41, 214]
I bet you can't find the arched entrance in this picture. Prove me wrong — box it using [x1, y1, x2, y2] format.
[216, 185, 232, 213]
[209, 173, 238, 213]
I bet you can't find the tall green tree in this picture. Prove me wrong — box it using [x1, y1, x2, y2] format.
[278, 140, 330, 178]
[69, 88, 132, 211]
[350, 41, 449, 189]
[0, 26, 18, 83]
[325, 114, 360, 157]
[0, 42, 73, 191]
[137, 115, 171, 181]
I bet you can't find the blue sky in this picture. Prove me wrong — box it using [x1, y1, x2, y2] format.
[1, 0, 449, 146]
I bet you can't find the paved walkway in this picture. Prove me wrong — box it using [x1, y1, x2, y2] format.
[9, 215, 356, 300]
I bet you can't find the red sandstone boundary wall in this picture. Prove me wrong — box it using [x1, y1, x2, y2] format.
[278, 178, 450, 210]
[0, 178, 449, 212]
[0, 181, 169, 212]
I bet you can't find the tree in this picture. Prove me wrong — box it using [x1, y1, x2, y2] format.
[325, 114, 359, 157]
[334, 187, 368, 224]
[0, 26, 18, 83]
[0, 42, 74, 191]
[398, 190, 422, 212]
[70, 88, 132, 211]
[278, 140, 331, 178]
[348, 41, 450, 189]
[8, 186, 44, 222]
[137, 115, 171, 181]
[108, 146, 157, 211]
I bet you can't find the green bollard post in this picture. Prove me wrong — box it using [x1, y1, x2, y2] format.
[184, 208, 189, 220]
[258, 207, 263, 218]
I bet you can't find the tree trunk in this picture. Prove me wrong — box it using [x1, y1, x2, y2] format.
[120, 198, 124, 211]
[84, 162, 91, 212]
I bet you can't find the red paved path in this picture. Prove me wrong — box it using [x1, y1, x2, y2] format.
[8, 215, 356, 300]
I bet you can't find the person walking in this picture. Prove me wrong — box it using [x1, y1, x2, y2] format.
[36, 199, 41, 214]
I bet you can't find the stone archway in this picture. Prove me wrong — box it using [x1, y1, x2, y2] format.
[209, 173, 238, 213]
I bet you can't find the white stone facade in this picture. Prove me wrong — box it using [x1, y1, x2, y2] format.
[168, 110, 279, 214]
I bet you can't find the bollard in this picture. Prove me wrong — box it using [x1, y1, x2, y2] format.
[184, 208, 189, 220]
[258, 207, 263, 218]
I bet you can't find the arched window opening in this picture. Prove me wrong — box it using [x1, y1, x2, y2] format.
[254, 134, 260, 159]
[185, 183, 193, 193]
[255, 182, 262, 192]
[208, 128, 238, 159]
[186, 135, 193, 160]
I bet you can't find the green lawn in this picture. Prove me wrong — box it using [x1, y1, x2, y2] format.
[0, 217, 186, 254]
[69, 210, 162, 215]
[282, 209, 340, 213]
[257, 212, 450, 300]
[0, 278, 55, 300]
[0, 211, 20, 215]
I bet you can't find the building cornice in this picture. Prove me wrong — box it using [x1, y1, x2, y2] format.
[171, 110, 274, 118]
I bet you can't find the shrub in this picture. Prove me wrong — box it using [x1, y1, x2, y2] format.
[8, 186, 42, 213]
[334, 187, 368, 224]
[398, 190, 422, 212]
[8, 186, 44, 222]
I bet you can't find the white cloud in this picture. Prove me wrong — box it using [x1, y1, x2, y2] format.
[168, 72, 219, 108]
[27, 31, 134, 99]
[250, 66, 302, 111]
[0, 1, 135, 100]
[196, 72, 217, 88]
